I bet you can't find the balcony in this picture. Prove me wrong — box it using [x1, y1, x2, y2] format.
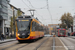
[2, 2, 7, 7]
[0, 8, 8, 14]
[0, 10, 8, 20]
[0, 1, 7, 7]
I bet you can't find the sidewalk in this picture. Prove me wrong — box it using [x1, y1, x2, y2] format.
[69, 36, 75, 39]
[0, 38, 16, 44]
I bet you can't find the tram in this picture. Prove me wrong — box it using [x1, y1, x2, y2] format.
[15, 15, 44, 42]
[57, 28, 66, 37]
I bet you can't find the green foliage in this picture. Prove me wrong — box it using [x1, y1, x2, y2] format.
[17, 10, 22, 17]
[10, 10, 22, 32]
[10, 17, 14, 31]
[60, 12, 73, 29]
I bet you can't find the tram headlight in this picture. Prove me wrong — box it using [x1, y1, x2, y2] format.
[28, 33, 30, 35]
[18, 33, 20, 36]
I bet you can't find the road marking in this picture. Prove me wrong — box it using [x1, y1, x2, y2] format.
[53, 37, 55, 50]
[58, 37, 68, 50]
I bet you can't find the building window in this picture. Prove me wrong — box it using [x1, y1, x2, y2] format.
[0, 4, 2, 8]
[2, 0, 7, 4]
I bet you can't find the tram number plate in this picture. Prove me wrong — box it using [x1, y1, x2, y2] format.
[22, 33, 25, 35]
[22, 37, 25, 38]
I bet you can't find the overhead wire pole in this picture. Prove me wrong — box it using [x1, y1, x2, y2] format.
[12, 7, 15, 38]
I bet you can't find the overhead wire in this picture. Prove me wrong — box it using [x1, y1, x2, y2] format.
[26, 0, 47, 9]
[25, 0, 45, 19]
[46, 0, 53, 24]
[21, 0, 30, 9]
[21, 0, 51, 25]
[27, 0, 34, 8]
[26, 0, 51, 25]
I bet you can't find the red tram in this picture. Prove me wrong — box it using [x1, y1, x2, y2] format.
[58, 28, 66, 37]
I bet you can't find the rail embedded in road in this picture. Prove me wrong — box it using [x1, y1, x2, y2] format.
[35, 38, 49, 50]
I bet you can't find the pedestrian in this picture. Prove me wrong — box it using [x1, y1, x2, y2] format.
[1, 33, 4, 41]
[67, 30, 70, 36]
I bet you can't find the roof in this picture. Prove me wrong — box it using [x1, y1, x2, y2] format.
[9, 4, 25, 14]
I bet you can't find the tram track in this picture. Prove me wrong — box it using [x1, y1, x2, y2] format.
[1, 42, 29, 50]
[0, 37, 55, 50]
[1, 43, 19, 50]
[1, 38, 46, 50]
[35, 38, 49, 50]
[35, 37, 54, 50]
[16, 43, 30, 50]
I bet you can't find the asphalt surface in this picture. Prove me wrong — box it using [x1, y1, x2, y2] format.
[0, 37, 72, 50]
[60, 37, 75, 50]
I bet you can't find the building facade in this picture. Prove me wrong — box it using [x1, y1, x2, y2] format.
[9, 4, 25, 37]
[48, 24, 59, 35]
[73, 16, 75, 32]
[4, 3, 13, 36]
[0, 0, 24, 37]
[0, 0, 9, 35]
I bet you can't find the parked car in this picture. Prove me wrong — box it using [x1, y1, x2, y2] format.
[71, 32, 75, 36]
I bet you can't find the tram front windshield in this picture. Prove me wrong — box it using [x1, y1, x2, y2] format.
[59, 30, 65, 35]
[17, 20, 31, 31]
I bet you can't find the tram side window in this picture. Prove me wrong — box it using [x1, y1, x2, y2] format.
[32, 21, 43, 31]
[39, 25, 43, 31]
[32, 22, 36, 31]
[35, 23, 39, 31]
[39, 25, 41, 31]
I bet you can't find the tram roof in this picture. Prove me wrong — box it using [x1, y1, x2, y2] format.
[59, 28, 65, 29]
[16, 15, 41, 22]
[16, 15, 43, 25]
[16, 15, 37, 20]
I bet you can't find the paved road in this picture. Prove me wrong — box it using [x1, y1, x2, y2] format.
[0, 37, 67, 50]
[0, 41, 18, 47]
[60, 37, 75, 50]
[55, 37, 66, 50]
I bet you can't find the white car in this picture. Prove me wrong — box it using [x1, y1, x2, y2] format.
[44, 34, 53, 37]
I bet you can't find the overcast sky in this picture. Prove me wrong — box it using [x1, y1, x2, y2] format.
[10, 0, 75, 25]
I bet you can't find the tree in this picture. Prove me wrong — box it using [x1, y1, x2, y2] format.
[10, 17, 14, 31]
[10, 10, 23, 33]
[60, 12, 73, 29]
